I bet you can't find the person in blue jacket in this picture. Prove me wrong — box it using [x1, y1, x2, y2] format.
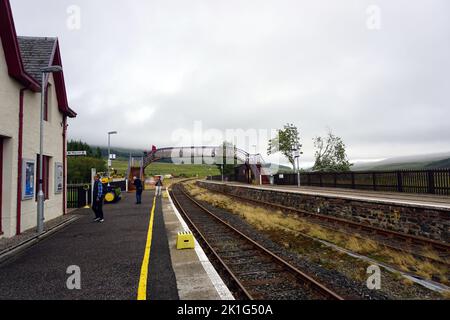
[92, 174, 104, 223]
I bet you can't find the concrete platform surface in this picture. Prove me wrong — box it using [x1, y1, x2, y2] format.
[163, 190, 234, 300]
[0, 191, 180, 300]
[0, 188, 233, 300]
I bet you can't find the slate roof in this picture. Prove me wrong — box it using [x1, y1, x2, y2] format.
[17, 36, 57, 83]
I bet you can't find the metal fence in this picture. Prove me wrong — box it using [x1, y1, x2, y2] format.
[67, 180, 127, 209]
[67, 184, 91, 209]
[272, 169, 450, 196]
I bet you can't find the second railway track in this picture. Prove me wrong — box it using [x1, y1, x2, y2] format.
[169, 183, 344, 300]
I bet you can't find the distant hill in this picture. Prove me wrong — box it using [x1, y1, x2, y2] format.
[424, 158, 450, 169]
[92, 145, 145, 160]
[93, 145, 450, 172]
[352, 152, 450, 171]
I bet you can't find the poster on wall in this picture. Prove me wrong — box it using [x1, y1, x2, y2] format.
[55, 162, 63, 194]
[22, 159, 35, 200]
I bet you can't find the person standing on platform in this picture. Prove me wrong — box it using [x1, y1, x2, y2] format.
[155, 177, 163, 197]
[134, 176, 143, 204]
[92, 175, 105, 223]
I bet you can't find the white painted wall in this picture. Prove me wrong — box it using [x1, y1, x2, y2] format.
[0, 38, 19, 238]
[20, 75, 64, 232]
[0, 40, 66, 238]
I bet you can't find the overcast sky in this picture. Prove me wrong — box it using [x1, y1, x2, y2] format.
[11, 0, 450, 166]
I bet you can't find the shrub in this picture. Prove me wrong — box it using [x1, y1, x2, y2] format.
[68, 157, 106, 183]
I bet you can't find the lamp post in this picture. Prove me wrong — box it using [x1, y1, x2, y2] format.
[293, 144, 303, 188]
[37, 66, 63, 234]
[107, 131, 118, 179]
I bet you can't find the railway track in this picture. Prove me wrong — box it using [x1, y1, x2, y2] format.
[203, 187, 450, 266]
[169, 184, 344, 300]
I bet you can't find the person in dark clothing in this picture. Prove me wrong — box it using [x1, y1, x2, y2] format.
[155, 177, 163, 197]
[133, 176, 143, 204]
[92, 175, 105, 223]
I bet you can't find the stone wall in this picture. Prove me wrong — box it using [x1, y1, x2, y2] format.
[198, 181, 450, 243]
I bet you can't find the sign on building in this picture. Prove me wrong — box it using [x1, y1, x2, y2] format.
[54, 163, 64, 194]
[22, 159, 35, 200]
[67, 151, 87, 156]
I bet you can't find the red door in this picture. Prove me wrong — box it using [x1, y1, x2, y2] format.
[0, 137, 3, 234]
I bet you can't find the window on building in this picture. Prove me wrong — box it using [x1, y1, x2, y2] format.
[36, 155, 50, 200]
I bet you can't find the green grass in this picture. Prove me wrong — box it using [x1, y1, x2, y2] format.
[110, 160, 221, 178]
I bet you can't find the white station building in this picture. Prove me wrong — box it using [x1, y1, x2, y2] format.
[0, 0, 76, 238]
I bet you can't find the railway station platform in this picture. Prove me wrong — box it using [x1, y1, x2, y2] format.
[206, 181, 450, 210]
[0, 190, 232, 300]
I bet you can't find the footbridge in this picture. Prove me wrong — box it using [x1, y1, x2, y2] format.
[127, 146, 266, 184]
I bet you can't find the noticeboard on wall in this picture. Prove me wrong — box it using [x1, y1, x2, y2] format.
[22, 159, 35, 200]
[55, 162, 63, 194]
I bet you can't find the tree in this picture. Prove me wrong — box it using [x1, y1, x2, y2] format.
[67, 157, 106, 183]
[95, 147, 102, 159]
[68, 140, 95, 157]
[313, 131, 352, 172]
[267, 124, 301, 168]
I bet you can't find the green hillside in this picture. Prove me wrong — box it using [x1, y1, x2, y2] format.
[425, 158, 450, 169]
[369, 162, 432, 171]
[93, 146, 145, 160]
[355, 158, 450, 171]
[111, 160, 221, 178]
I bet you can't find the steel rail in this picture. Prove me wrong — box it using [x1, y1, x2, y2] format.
[169, 187, 254, 300]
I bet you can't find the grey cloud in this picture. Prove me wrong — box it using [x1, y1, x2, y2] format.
[10, 0, 450, 163]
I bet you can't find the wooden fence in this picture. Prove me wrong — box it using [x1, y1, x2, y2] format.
[273, 169, 450, 196]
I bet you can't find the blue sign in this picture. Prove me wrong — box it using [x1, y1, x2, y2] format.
[23, 160, 35, 200]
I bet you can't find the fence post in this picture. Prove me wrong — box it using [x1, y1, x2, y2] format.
[334, 173, 337, 188]
[91, 168, 96, 207]
[351, 172, 355, 189]
[427, 170, 435, 194]
[319, 174, 323, 187]
[397, 171, 403, 193]
[372, 173, 377, 191]
[84, 188, 90, 208]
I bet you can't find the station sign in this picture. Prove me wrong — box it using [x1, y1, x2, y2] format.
[67, 151, 87, 156]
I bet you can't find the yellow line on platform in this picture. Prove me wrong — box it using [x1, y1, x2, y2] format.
[137, 195, 157, 300]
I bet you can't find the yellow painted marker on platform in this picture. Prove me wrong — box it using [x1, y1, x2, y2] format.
[177, 231, 195, 250]
[137, 195, 157, 300]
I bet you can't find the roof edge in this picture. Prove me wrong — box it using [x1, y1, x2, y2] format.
[0, 0, 40, 91]
[51, 39, 77, 118]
